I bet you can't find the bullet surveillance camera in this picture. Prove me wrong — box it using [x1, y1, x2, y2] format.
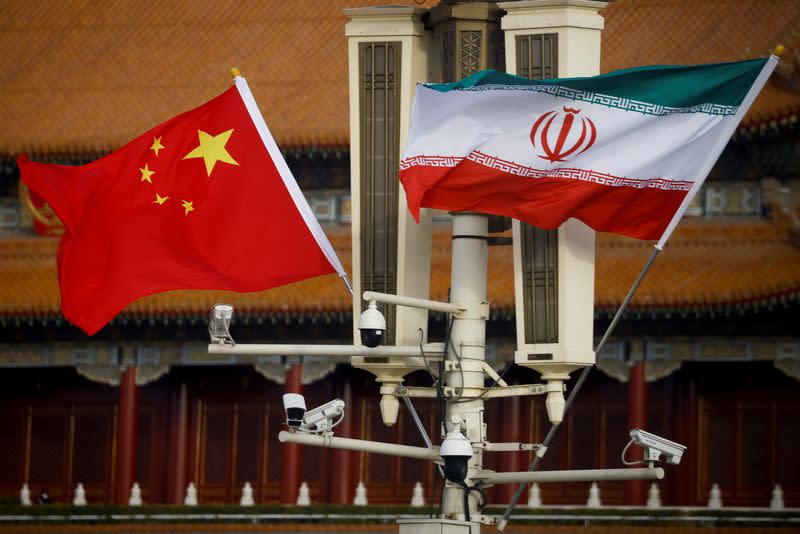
[439, 430, 473, 484]
[283, 394, 345, 434]
[358, 301, 386, 348]
[208, 303, 235, 345]
[629, 428, 687, 465]
[301, 398, 345, 434]
[283, 393, 306, 428]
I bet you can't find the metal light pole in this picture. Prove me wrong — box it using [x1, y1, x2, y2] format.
[208, 5, 675, 531]
[212, 209, 667, 532]
[442, 213, 489, 524]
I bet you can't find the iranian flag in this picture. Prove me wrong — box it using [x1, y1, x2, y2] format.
[400, 57, 777, 247]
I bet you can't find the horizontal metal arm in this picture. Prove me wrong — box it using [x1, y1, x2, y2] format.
[362, 291, 465, 315]
[396, 386, 439, 398]
[397, 384, 548, 400]
[279, 431, 440, 461]
[482, 442, 540, 452]
[208, 342, 444, 357]
[475, 467, 664, 485]
[483, 384, 548, 398]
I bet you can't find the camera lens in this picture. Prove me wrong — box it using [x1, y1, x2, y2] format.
[360, 328, 384, 348]
[286, 407, 305, 427]
[443, 456, 470, 484]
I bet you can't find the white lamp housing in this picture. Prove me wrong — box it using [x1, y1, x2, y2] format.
[345, 6, 434, 427]
[502, 0, 603, 426]
[512, 220, 595, 425]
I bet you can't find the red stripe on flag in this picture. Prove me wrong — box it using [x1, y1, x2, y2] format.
[400, 160, 688, 240]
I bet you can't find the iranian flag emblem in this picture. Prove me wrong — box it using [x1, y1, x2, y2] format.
[530, 106, 597, 163]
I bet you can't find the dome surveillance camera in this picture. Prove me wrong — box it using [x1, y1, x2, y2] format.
[283, 393, 306, 428]
[358, 301, 386, 348]
[440, 430, 473, 484]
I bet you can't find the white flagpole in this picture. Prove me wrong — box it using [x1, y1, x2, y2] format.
[231, 69, 353, 295]
[656, 56, 778, 250]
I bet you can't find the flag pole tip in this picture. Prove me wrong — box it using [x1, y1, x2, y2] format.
[773, 44, 785, 56]
[230, 67, 241, 79]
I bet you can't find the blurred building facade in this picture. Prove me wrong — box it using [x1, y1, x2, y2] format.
[0, 0, 798, 507]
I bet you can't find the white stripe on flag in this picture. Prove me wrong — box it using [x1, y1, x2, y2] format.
[405, 86, 734, 190]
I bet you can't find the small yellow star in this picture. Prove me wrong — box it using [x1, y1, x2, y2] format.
[183, 129, 238, 177]
[153, 193, 169, 205]
[181, 200, 194, 216]
[139, 163, 155, 183]
[150, 136, 165, 157]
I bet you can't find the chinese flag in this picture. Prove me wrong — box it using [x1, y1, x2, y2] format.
[18, 76, 346, 335]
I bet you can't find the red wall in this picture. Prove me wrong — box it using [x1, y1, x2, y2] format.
[0, 363, 797, 507]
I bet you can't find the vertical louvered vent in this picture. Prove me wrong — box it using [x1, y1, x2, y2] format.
[359, 42, 401, 344]
[517, 33, 559, 344]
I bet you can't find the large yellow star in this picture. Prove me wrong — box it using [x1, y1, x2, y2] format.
[182, 129, 238, 177]
[139, 163, 155, 183]
[150, 136, 165, 157]
[181, 200, 194, 216]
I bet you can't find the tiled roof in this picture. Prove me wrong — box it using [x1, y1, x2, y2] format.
[600, 0, 800, 129]
[0, 0, 436, 155]
[593, 220, 800, 314]
[1, 0, 798, 155]
[2, 220, 798, 326]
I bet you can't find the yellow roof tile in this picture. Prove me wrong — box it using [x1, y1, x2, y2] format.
[0, 0, 435, 155]
[1, 0, 799, 155]
[1, 221, 798, 322]
[600, 0, 800, 127]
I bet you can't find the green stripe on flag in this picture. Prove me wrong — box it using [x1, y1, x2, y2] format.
[426, 58, 769, 112]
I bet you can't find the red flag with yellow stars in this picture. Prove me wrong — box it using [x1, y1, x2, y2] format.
[17, 74, 348, 335]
